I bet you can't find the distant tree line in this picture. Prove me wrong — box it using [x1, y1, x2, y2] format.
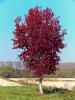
[0, 65, 32, 78]
[0, 64, 75, 78]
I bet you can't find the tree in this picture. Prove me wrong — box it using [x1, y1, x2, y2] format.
[13, 6, 66, 94]
[0, 65, 20, 78]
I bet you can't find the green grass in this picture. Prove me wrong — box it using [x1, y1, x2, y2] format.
[0, 86, 75, 100]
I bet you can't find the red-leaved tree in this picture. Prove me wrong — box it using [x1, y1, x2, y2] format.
[13, 7, 66, 94]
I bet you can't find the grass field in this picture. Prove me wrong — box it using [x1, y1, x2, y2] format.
[0, 86, 75, 100]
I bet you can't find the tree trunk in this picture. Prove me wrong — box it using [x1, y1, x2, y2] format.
[38, 76, 43, 94]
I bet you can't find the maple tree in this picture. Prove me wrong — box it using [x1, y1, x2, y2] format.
[13, 6, 66, 94]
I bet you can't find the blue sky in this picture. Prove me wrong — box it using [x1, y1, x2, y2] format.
[0, 0, 75, 62]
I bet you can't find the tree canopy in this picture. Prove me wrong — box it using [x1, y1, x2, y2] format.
[13, 6, 66, 77]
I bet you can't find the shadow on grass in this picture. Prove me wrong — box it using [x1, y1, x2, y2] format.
[43, 87, 69, 94]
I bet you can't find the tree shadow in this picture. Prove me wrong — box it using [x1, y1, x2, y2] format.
[43, 87, 69, 94]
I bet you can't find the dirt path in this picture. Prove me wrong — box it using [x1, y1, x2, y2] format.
[0, 78, 75, 90]
[0, 78, 22, 86]
[9, 78, 75, 90]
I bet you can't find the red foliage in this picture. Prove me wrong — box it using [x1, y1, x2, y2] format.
[13, 7, 66, 77]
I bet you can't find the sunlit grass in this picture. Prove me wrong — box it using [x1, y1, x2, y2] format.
[0, 86, 75, 100]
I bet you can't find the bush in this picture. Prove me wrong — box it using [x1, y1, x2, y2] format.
[0, 65, 21, 78]
[0, 65, 33, 78]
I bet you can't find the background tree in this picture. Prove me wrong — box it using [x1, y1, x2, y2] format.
[0, 65, 20, 78]
[13, 6, 66, 94]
